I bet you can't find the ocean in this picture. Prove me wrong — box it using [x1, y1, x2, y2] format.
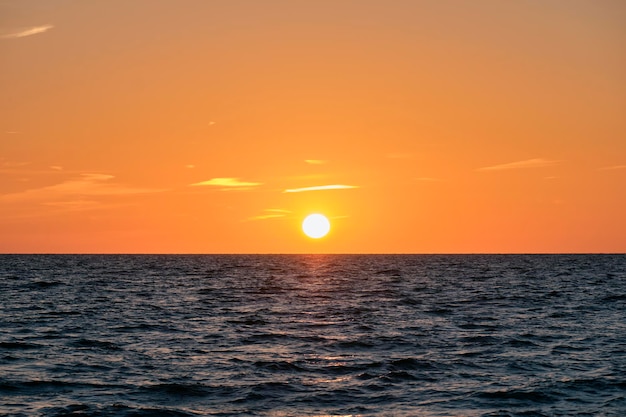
[1, 254, 625, 416]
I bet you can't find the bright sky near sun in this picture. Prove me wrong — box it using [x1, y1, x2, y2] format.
[1, 1, 625, 253]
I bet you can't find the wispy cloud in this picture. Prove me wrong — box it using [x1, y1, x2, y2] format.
[247, 214, 285, 221]
[386, 152, 413, 159]
[1, 173, 164, 202]
[477, 158, 559, 172]
[0, 160, 51, 175]
[284, 184, 359, 193]
[599, 165, 626, 171]
[2, 24, 54, 39]
[190, 177, 262, 188]
[0, 162, 73, 175]
[415, 177, 444, 182]
[0, 160, 30, 168]
[265, 208, 291, 213]
[42, 200, 102, 211]
[305, 159, 328, 165]
[246, 208, 291, 222]
[246, 209, 291, 221]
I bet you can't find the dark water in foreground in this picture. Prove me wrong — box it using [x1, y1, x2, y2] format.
[1, 255, 625, 417]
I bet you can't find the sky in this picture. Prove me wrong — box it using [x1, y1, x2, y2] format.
[1, 0, 625, 253]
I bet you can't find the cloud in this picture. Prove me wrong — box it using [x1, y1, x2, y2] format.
[477, 158, 559, 172]
[0, 160, 53, 175]
[415, 177, 444, 182]
[42, 174, 114, 194]
[599, 165, 626, 171]
[185, 164, 195, 169]
[0, 160, 30, 168]
[245, 208, 291, 222]
[284, 184, 359, 193]
[1, 173, 164, 201]
[2, 24, 54, 39]
[386, 152, 413, 159]
[0, 162, 72, 175]
[247, 214, 285, 221]
[190, 177, 262, 188]
[42, 200, 102, 211]
[305, 159, 328, 165]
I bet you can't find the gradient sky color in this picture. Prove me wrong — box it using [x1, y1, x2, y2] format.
[1, 0, 625, 253]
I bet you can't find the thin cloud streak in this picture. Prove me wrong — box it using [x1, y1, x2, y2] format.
[265, 208, 291, 213]
[246, 214, 286, 221]
[386, 152, 413, 159]
[599, 165, 626, 171]
[2, 24, 54, 39]
[190, 178, 262, 188]
[1, 174, 164, 201]
[0, 160, 30, 168]
[305, 159, 328, 165]
[284, 184, 359, 193]
[56, 174, 163, 195]
[43, 200, 102, 211]
[415, 177, 444, 182]
[245, 208, 291, 222]
[477, 158, 559, 172]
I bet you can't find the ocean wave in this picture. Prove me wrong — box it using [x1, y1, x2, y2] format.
[0, 341, 41, 350]
[38, 404, 200, 417]
[68, 338, 122, 351]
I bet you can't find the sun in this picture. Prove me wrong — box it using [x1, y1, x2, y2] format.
[302, 214, 331, 239]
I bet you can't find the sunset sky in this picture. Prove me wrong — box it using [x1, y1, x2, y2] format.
[1, 0, 624, 253]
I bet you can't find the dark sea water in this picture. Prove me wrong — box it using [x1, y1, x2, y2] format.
[1, 255, 625, 417]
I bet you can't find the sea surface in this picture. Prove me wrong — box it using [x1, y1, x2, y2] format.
[1, 254, 625, 417]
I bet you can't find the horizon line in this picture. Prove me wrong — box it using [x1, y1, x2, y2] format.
[0, 252, 623, 256]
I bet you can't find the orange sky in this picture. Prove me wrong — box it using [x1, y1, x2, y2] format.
[1, 0, 625, 253]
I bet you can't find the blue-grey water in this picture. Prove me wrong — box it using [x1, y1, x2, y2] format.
[1, 254, 625, 417]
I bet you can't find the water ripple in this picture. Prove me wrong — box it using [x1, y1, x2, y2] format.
[0, 254, 625, 416]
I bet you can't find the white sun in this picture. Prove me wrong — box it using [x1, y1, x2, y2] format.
[302, 214, 330, 239]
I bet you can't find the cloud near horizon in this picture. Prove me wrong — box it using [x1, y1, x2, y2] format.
[2, 24, 54, 39]
[284, 184, 359, 193]
[190, 178, 262, 188]
[305, 159, 328, 165]
[477, 158, 559, 172]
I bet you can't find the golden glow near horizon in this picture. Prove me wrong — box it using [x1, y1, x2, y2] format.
[0, 1, 624, 253]
[302, 214, 331, 239]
